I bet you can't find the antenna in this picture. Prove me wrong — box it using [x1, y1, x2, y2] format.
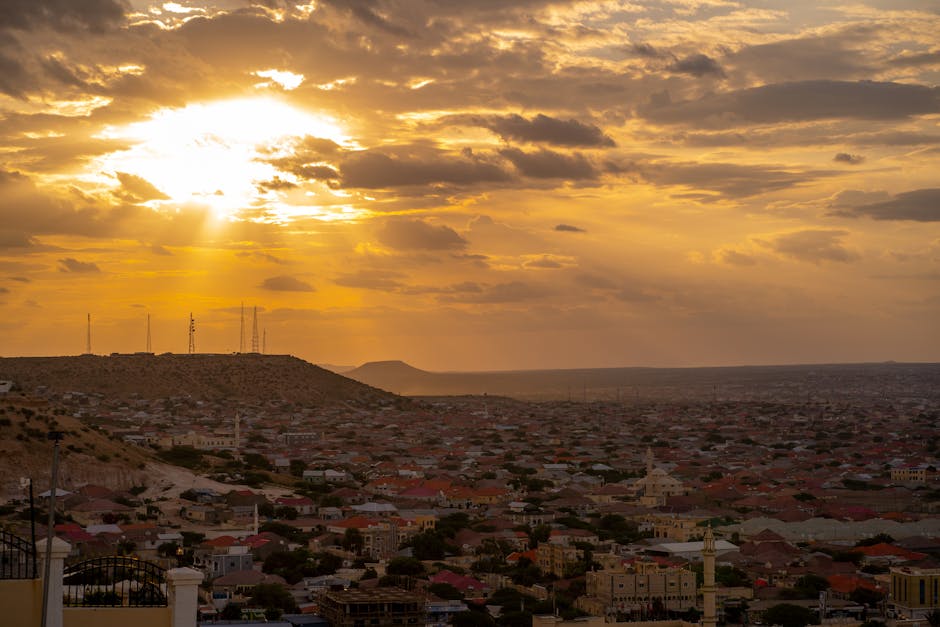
[239, 302, 245, 353]
[85, 313, 91, 354]
[188, 313, 196, 354]
[251, 306, 259, 353]
[146, 314, 152, 353]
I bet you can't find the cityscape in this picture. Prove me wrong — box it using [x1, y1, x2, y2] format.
[0, 355, 938, 627]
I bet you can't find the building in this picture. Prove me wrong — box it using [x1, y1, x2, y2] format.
[890, 565, 940, 619]
[634, 448, 688, 507]
[890, 465, 935, 484]
[579, 559, 697, 617]
[537, 542, 582, 578]
[318, 587, 426, 627]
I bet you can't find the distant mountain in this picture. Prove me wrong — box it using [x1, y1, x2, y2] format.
[0, 353, 398, 406]
[345, 360, 433, 395]
[343, 360, 940, 402]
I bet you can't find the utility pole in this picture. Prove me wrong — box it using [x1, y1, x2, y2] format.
[40, 431, 63, 627]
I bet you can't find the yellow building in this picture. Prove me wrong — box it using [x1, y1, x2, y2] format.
[890, 565, 940, 619]
[579, 560, 697, 617]
[644, 513, 709, 542]
[536, 543, 581, 577]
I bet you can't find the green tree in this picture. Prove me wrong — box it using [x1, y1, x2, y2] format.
[386, 556, 425, 577]
[289, 459, 307, 477]
[408, 530, 449, 560]
[342, 528, 364, 554]
[451, 607, 497, 627]
[428, 582, 463, 600]
[763, 603, 815, 627]
[220, 603, 243, 620]
[249, 582, 298, 615]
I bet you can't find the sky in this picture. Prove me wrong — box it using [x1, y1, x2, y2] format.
[0, 0, 939, 371]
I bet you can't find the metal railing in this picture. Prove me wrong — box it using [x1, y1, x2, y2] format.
[0, 530, 37, 579]
[62, 556, 167, 607]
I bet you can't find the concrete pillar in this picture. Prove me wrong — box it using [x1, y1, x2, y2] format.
[167, 567, 204, 627]
[36, 536, 71, 627]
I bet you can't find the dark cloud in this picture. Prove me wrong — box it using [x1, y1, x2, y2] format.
[477, 113, 615, 147]
[340, 150, 510, 188]
[377, 219, 467, 250]
[887, 50, 940, 68]
[668, 53, 724, 77]
[524, 256, 563, 269]
[151, 244, 172, 256]
[758, 229, 858, 264]
[640, 81, 940, 127]
[115, 172, 170, 202]
[9, 276, 30, 282]
[0, 286, 8, 293]
[840, 188, 940, 222]
[500, 147, 598, 179]
[334, 269, 406, 291]
[833, 153, 864, 165]
[716, 249, 757, 266]
[624, 160, 821, 198]
[0, 0, 126, 32]
[438, 281, 549, 303]
[0, 52, 28, 98]
[630, 43, 661, 58]
[554, 224, 585, 233]
[259, 275, 315, 292]
[256, 176, 298, 192]
[58, 258, 100, 273]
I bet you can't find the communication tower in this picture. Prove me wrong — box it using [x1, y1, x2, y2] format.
[239, 302, 245, 353]
[188, 313, 196, 354]
[84, 313, 91, 355]
[251, 306, 259, 353]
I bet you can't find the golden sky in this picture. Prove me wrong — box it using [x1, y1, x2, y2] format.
[1, 0, 939, 369]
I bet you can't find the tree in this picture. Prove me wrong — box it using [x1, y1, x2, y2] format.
[451, 608, 497, 627]
[763, 603, 815, 627]
[220, 603, 243, 620]
[342, 528, 364, 555]
[408, 530, 449, 560]
[249, 582, 298, 615]
[386, 556, 425, 577]
[428, 582, 463, 600]
[289, 459, 307, 477]
[275, 505, 298, 520]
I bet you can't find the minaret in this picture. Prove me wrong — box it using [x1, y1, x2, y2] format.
[188, 313, 196, 354]
[85, 313, 92, 355]
[702, 526, 717, 627]
[646, 447, 655, 477]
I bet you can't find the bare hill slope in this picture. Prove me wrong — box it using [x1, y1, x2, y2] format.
[0, 353, 397, 405]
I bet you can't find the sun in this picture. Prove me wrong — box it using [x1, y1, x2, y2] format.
[94, 97, 350, 218]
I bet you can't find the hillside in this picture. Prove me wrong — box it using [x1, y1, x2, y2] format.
[0, 353, 397, 406]
[0, 400, 155, 498]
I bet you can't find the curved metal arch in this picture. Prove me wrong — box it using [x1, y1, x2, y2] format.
[63, 555, 168, 607]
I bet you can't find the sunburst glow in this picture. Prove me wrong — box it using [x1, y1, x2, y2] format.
[94, 98, 349, 217]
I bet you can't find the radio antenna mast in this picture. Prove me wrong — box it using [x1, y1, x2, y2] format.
[188, 313, 196, 354]
[251, 306, 259, 353]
